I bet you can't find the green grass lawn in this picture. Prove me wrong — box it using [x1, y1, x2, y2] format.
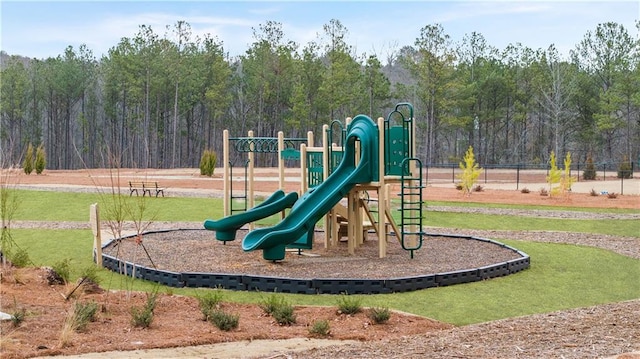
[5, 189, 640, 326]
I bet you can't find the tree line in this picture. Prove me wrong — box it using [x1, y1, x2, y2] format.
[1, 19, 638, 170]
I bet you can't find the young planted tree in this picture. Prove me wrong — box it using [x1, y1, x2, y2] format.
[546, 151, 562, 197]
[560, 152, 575, 196]
[457, 146, 482, 196]
[199, 149, 217, 176]
[23, 143, 34, 175]
[35, 144, 46, 174]
[547, 151, 574, 197]
[583, 153, 596, 180]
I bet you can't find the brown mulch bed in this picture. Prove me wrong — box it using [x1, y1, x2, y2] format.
[102, 229, 522, 280]
[0, 267, 452, 359]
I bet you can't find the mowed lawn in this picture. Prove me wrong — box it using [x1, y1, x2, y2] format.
[6, 189, 640, 325]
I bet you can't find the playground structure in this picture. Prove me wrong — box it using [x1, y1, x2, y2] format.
[205, 103, 425, 261]
[99, 102, 531, 294]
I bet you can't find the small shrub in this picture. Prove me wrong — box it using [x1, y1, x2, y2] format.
[79, 265, 101, 285]
[520, 187, 530, 194]
[583, 154, 596, 180]
[23, 143, 34, 175]
[8, 248, 30, 268]
[51, 259, 71, 284]
[546, 151, 562, 197]
[209, 309, 239, 331]
[259, 293, 286, 315]
[72, 301, 98, 332]
[539, 187, 548, 196]
[308, 319, 331, 337]
[130, 291, 158, 328]
[199, 149, 217, 177]
[607, 192, 618, 199]
[197, 290, 224, 321]
[272, 304, 296, 325]
[457, 146, 482, 196]
[35, 144, 46, 174]
[10, 298, 26, 328]
[368, 306, 391, 324]
[590, 188, 598, 197]
[617, 157, 632, 179]
[454, 183, 463, 190]
[336, 293, 362, 315]
[472, 184, 483, 192]
[259, 293, 296, 325]
[11, 307, 26, 328]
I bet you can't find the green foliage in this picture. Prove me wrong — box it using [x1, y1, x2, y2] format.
[0, 172, 19, 262]
[259, 293, 296, 325]
[79, 265, 101, 285]
[271, 303, 296, 325]
[52, 258, 72, 284]
[457, 146, 482, 196]
[308, 319, 331, 337]
[617, 156, 632, 179]
[583, 153, 596, 180]
[196, 289, 224, 320]
[199, 149, 217, 177]
[208, 309, 239, 331]
[10, 297, 26, 327]
[368, 306, 391, 324]
[72, 301, 99, 332]
[130, 291, 158, 328]
[259, 293, 286, 315]
[22, 143, 34, 175]
[336, 293, 362, 315]
[8, 247, 30, 267]
[34, 144, 46, 174]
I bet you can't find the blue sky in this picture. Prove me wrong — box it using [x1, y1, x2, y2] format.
[1, 1, 638, 61]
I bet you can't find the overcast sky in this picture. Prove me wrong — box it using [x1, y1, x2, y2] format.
[1, 0, 638, 61]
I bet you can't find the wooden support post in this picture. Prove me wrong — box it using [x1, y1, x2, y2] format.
[90, 203, 102, 266]
[347, 189, 356, 255]
[248, 130, 255, 231]
[223, 130, 230, 217]
[278, 131, 285, 191]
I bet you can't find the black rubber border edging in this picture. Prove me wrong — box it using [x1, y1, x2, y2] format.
[101, 229, 530, 294]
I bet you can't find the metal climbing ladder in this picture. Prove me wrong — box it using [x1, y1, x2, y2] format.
[229, 159, 249, 214]
[399, 157, 424, 258]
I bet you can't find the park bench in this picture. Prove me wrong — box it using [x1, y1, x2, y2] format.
[128, 181, 165, 197]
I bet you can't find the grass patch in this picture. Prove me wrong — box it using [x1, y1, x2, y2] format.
[425, 212, 640, 238]
[425, 200, 640, 214]
[9, 190, 640, 327]
[12, 229, 640, 326]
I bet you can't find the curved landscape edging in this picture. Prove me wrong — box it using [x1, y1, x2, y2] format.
[101, 229, 530, 294]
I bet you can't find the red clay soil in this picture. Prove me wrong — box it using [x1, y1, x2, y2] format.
[9, 168, 640, 209]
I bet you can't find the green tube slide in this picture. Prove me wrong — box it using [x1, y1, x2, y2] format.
[242, 115, 379, 261]
[203, 189, 298, 242]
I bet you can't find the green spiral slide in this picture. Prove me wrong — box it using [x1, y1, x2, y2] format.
[203, 189, 299, 242]
[242, 115, 379, 261]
